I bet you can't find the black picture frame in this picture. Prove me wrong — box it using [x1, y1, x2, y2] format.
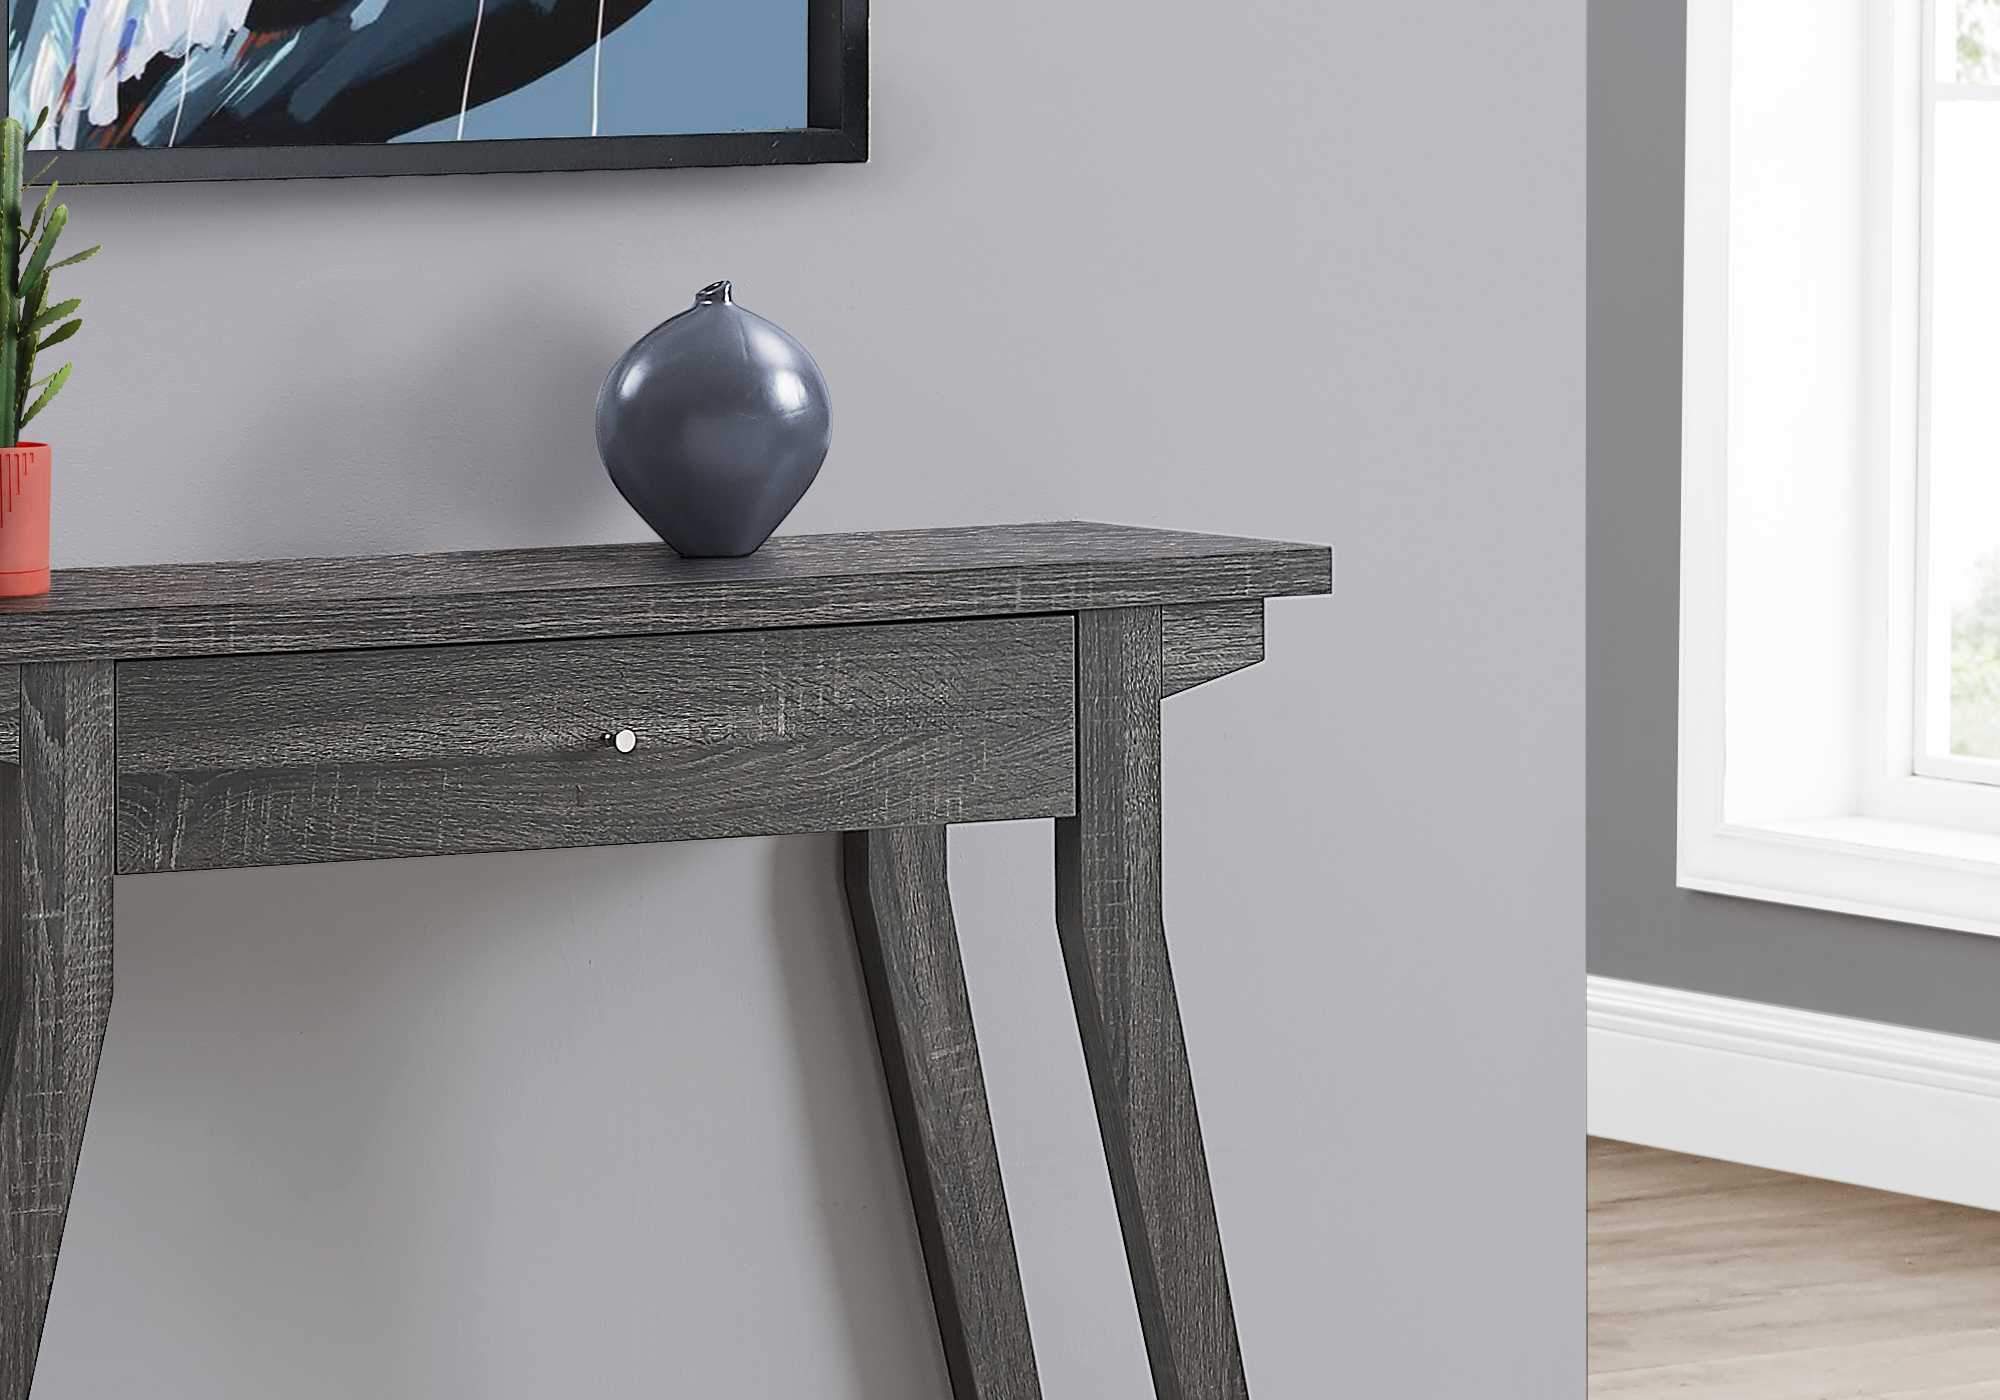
[5, 0, 866, 184]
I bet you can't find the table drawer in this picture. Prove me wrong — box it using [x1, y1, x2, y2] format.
[114, 617, 1077, 873]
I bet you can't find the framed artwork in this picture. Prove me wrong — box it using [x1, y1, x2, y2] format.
[3, 0, 865, 182]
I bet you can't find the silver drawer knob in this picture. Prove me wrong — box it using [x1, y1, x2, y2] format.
[604, 727, 638, 754]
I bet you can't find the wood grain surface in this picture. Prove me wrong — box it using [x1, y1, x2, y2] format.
[0, 524, 1336, 1398]
[1591, 1138, 2000, 1399]
[843, 827, 1043, 1400]
[0, 522, 1331, 663]
[116, 618, 1077, 872]
[0, 668, 17, 765]
[0, 664, 115, 1397]
[1161, 602, 1264, 697]
[1056, 608, 1248, 1400]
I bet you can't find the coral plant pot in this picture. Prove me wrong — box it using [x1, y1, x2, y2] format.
[0, 443, 51, 598]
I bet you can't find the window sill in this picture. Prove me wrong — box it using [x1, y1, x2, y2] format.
[1679, 816, 2000, 939]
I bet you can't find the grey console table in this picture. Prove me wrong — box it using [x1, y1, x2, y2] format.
[0, 521, 1330, 1399]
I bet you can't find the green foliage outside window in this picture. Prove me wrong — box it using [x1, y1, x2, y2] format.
[1961, 0, 2000, 82]
[1953, 550, 2000, 758]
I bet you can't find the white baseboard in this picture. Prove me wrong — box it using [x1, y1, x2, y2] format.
[1588, 975, 2000, 1212]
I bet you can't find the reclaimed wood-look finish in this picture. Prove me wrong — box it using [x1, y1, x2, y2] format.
[0, 663, 115, 1398]
[0, 523, 1332, 663]
[1161, 603, 1264, 698]
[116, 619, 1077, 873]
[842, 827, 1043, 1400]
[0, 668, 17, 764]
[115, 617, 1066, 773]
[1057, 608, 1249, 1400]
[0, 524, 1334, 1397]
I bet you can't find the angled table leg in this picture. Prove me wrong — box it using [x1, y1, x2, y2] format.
[843, 826, 1043, 1400]
[1, 662, 116, 1399]
[1057, 608, 1249, 1400]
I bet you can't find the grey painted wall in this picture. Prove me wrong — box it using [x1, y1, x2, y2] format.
[1590, 0, 2000, 1039]
[32, 1, 1583, 1394]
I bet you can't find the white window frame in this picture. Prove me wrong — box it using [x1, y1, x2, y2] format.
[1678, 0, 2000, 938]
[1913, 0, 2000, 789]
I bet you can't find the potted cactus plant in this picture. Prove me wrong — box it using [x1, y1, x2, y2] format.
[0, 109, 95, 598]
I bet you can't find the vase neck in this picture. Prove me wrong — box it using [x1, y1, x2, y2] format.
[695, 280, 734, 306]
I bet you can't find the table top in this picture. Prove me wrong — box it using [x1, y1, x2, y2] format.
[0, 520, 1332, 662]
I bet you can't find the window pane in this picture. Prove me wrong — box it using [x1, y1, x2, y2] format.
[1944, 0, 2000, 83]
[1929, 102, 2000, 760]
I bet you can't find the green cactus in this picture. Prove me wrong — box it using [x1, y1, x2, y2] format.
[0, 110, 96, 448]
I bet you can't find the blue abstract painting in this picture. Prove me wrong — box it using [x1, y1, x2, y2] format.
[5, 0, 806, 149]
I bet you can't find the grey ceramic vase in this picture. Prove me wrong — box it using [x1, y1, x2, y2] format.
[595, 280, 832, 558]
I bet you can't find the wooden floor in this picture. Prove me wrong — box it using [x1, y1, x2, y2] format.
[1589, 1138, 2000, 1398]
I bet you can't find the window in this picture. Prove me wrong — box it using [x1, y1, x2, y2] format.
[1921, 2, 2000, 780]
[1679, 0, 2000, 936]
